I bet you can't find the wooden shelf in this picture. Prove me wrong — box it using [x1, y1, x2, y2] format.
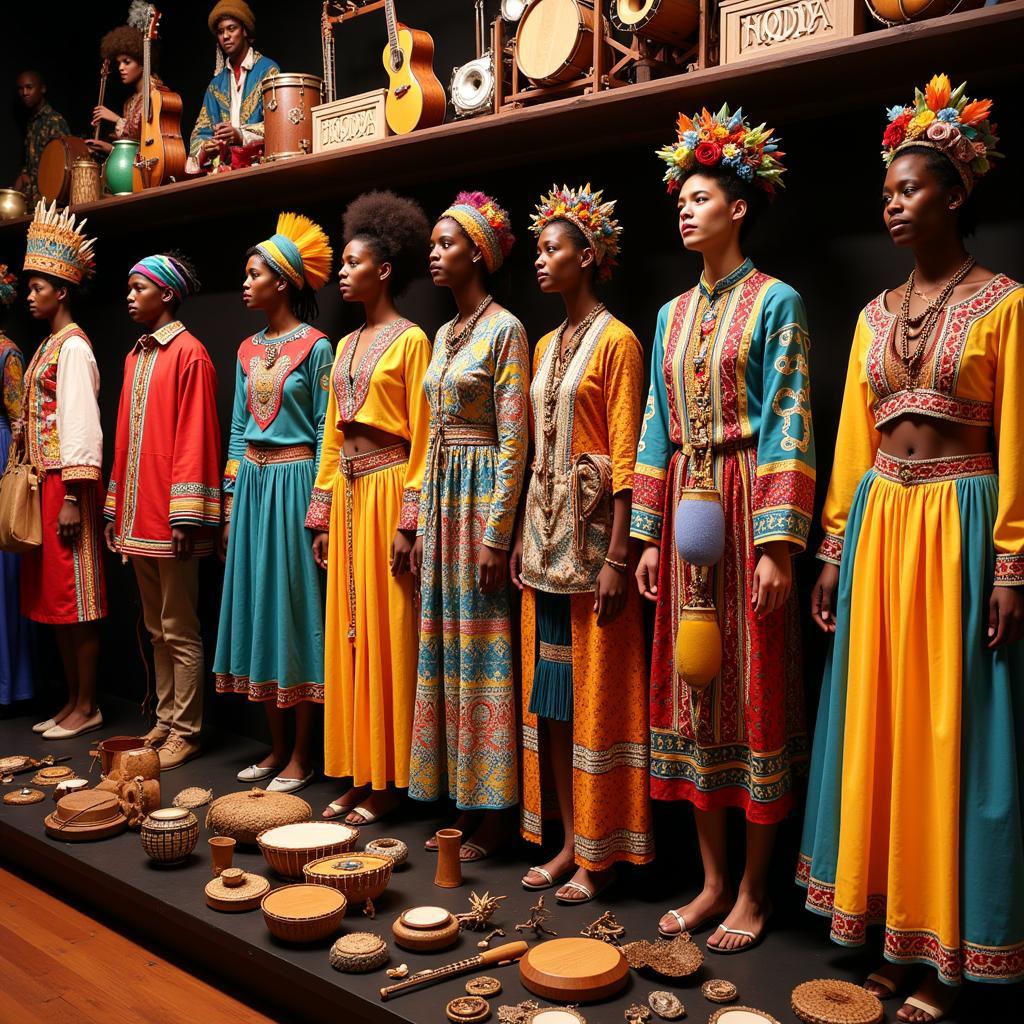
[2, 3, 1022, 240]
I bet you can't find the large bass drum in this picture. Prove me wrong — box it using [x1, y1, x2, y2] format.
[515, 0, 601, 86]
[262, 72, 323, 162]
[38, 136, 92, 205]
[866, 0, 981, 25]
[450, 54, 496, 119]
[610, 0, 699, 48]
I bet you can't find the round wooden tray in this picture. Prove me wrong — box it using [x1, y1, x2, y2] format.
[519, 937, 629, 1003]
[392, 911, 460, 952]
[205, 872, 271, 912]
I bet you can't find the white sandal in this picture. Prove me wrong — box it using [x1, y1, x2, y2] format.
[865, 971, 899, 999]
[556, 880, 595, 904]
[707, 922, 762, 955]
[658, 909, 687, 938]
[901, 995, 952, 1023]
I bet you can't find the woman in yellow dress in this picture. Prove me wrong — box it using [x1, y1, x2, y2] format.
[308, 191, 432, 826]
[511, 184, 653, 903]
[799, 76, 1024, 1023]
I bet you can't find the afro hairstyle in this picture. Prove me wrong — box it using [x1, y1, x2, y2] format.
[342, 190, 430, 296]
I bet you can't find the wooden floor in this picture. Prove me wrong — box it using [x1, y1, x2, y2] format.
[0, 867, 280, 1024]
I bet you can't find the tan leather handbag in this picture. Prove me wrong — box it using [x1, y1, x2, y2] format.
[0, 440, 42, 552]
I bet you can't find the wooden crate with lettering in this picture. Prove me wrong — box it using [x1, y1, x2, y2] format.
[312, 89, 392, 153]
[718, 0, 863, 64]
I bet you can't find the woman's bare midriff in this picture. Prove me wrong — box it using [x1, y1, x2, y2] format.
[879, 414, 990, 461]
[342, 421, 405, 458]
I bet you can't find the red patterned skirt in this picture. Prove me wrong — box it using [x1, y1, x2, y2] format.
[20, 473, 107, 624]
[649, 446, 806, 823]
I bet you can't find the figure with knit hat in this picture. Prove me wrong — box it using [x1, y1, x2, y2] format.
[215, 213, 334, 795]
[186, 1, 278, 174]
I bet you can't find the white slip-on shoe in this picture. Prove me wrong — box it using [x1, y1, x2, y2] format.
[42, 710, 104, 740]
[236, 763, 279, 783]
[265, 772, 314, 794]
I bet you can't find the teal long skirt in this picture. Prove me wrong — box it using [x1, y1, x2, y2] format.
[214, 456, 325, 706]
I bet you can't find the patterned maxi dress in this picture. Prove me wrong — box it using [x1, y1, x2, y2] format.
[409, 309, 529, 810]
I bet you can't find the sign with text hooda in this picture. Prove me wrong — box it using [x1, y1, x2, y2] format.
[718, 0, 863, 64]
[312, 89, 393, 154]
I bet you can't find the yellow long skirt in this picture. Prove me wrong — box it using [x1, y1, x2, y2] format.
[323, 461, 418, 790]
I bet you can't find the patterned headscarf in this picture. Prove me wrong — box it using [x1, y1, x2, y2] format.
[0, 264, 16, 309]
[255, 212, 333, 292]
[129, 254, 190, 303]
[440, 191, 515, 273]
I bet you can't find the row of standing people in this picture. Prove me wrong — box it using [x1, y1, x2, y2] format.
[4, 75, 1022, 1024]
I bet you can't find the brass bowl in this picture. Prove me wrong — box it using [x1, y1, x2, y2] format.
[0, 189, 27, 221]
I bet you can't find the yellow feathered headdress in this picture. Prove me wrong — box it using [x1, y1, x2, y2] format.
[255, 212, 333, 292]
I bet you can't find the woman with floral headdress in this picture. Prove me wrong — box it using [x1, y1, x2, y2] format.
[0, 264, 32, 707]
[799, 75, 1023, 1022]
[21, 202, 106, 739]
[409, 191, 529, 861]
[215, 212, 334, 790]
[509, 184, 653, 903]
[633, 107, 814, 951]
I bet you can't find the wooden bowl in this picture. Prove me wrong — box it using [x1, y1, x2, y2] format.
[261, 883, 347, 943]
[392, 907, 460, 952]
[257, 820, 359, 879]
[302, 852, 392, 905]
[519, 937, 629, 1003]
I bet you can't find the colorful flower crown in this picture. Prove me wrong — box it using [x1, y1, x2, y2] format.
[0, 264, 16, 309]
[441, 191, 515, 273]
[657, 105, 785, 196]
[529, 183, 622, 281]
[882, 74, 1000, 191]
[23, 200, 97, 286]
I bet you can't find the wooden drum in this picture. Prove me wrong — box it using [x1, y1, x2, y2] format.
[38, 136, 91, 205]
[866, 0, 981, 26]
[610, 0, 699, 48]
[262, 72, 323, 162]
[516, 0, 600, 86]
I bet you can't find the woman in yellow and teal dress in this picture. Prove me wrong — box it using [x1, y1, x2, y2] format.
[215, 213, 334, 793]
[308, 191, 432, 826]
[799, 76, 1024, 1023]
[632, 107, 814, 952]
[409, 191, 529, 861]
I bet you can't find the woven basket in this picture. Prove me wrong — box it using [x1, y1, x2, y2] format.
[621, 936, 703, 977]
[329, 931, 389, 972]
[791, 980, 883, 1024]
[140, 807, 199, 864]
[303, 852, 393, 904]
[257, 821, 358, 879]
[205, 788, 311, 845]
[261, 883, 347, 943]
[364, 836, 409, 866]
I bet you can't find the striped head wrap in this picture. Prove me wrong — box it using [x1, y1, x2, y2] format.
[129, 255, 190, 303]
[255, 212, 333, 292]
[440, 191, 515, 273]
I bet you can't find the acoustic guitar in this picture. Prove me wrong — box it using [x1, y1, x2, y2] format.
[381, 0, 446, 135]
[134, 5, 186, 189]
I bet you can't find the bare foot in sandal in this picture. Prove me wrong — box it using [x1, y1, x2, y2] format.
[556, 866, 615, 904]
[897, 974, 958, 1023]
[658, 885, 734, 937]
[344, 788, 400, 826]
[323, 783, 370, 819]
[706, 893, 771, 953]
[522, 848, 576, 889]
[460, 809, 514, 862]
[864, 962, 910, 999]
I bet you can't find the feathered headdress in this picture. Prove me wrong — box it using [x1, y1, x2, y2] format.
[23, 201, 97, 285]
[441, 191, 515, 273]
[656, 105, 786, 196]
[882, 74, 1000, 191]
[255, 212, 333, 292]
[529, 183, 622, 281]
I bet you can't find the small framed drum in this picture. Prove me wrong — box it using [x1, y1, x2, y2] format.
[38, 136, 92, 205]
[610, 0, 699, 48]
[515, 0, 601, 85]
[262, 72, 323, 162]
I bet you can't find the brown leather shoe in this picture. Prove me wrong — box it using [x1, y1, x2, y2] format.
[158, 730, 200, 771]
[142, 724, 170, 748]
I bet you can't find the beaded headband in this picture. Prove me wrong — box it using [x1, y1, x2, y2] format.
[657, 105, 785, 196]
[882, 74, 1000, 192]
[441, 191, 515, 273]
[530, 183, 622, 282]
[23, 200, 97, 285]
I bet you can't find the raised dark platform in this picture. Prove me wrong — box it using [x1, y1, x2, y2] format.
[0, 699, 1016, 1022]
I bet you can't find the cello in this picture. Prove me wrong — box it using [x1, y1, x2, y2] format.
[134, 5, 186, 189]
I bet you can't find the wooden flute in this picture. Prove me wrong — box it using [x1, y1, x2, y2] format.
[379, 940, 528, 1000]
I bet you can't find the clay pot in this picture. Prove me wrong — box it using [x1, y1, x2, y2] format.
[104, 139, 138, 195]
[433, 828, 463, 889]
[209, 836, 236, 877]
[112, 745, 160, 782]
[92, 735, 146, 775]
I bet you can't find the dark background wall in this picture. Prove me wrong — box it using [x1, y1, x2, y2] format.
[1, 3, 1022, 745]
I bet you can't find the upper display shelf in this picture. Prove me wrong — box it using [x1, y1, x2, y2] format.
[0, 3, 1021, 241]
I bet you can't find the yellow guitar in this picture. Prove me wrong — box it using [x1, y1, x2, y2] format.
[381, 0, 446, 135]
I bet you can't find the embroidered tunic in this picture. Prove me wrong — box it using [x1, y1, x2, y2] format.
[799, 276, 1024, 986]
[409, 309, 529, 809]
[104, 321, 222, 557]
[632, 259, 814, 822]
[520, 312, 654, 870]
[307, 321, 432, 790]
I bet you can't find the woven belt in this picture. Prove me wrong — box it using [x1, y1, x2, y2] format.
[873, 450, 995, 486]
[439, 424, 499, 447]
[340, 443, 409, 640]
[245, 443, 314, 466]
[539, 641, 572, 665]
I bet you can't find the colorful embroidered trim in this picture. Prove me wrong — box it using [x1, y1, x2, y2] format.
[24, 201, 96, 285]
[538, 640, 572, 665]
[874, 389, 993, 428]
[872, 450, 994, 486]
[334, 319, 412, 423]
[994, 553, 1024, 587]
[305, 487, 332, 531]
[441, 191, 514, 272]
[215, 673, 325, 707]
[817, 533, 844, 565]
[244, 443, 315, 466]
